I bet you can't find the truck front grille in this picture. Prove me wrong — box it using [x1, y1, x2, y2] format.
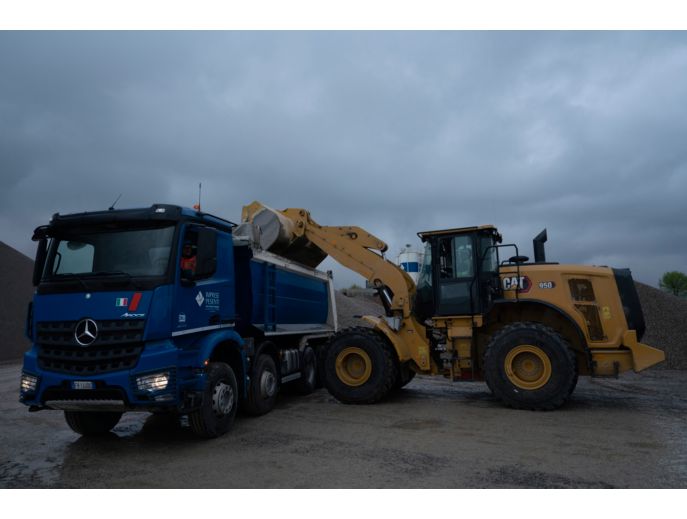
[36, 319, 145, 375]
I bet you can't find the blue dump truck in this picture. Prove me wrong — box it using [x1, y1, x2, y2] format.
[19, 204, 337, 438]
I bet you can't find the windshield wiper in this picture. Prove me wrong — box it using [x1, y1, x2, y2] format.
[52, 273, 92, 291]
[91, 271, 143, 289]
[91, 270, 131, 278]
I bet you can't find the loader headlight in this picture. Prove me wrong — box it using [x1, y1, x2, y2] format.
[20, 372, 38, 394]
[136, 372, 170, 392]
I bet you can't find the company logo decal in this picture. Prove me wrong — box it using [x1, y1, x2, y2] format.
[205, 291, 220, 311]
[502, 275, 531, 293]
[178, 313, 186, 324]
[196, 291, 205, 306]
[74, 318, 98, 346]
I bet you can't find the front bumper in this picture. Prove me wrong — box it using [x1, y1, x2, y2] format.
[20, 340, 206, 412]
[590, 330, 665, 376]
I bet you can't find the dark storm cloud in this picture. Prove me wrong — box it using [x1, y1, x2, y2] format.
[1, 31, 685, 287]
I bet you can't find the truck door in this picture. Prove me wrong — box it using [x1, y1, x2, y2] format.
[434, 234, 480, 316]
[173, 225, 235, 337]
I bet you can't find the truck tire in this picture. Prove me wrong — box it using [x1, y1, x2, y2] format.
[296, 346, 318, 395]
[243, 354, 280, 416]
[189, 362, 238, 438]
[324, 327, 398, 404]
[64, 411, 122, 436]
[483, 322, 577, 410]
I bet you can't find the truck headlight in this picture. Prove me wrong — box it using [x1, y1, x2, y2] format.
[21, 372, 38, 394]
[136, 372, 170, 392]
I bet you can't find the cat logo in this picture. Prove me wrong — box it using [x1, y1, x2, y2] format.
[502, 275, 531, 293]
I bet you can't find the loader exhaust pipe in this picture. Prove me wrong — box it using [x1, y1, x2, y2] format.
[533, 229, 547, 263]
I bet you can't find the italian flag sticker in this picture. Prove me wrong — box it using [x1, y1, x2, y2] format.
[116, 298, 128, 307]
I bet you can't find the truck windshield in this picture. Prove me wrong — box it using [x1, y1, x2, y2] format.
[46, 225, 175, 279]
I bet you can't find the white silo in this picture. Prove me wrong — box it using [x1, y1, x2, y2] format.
[396, 244, 424, 284]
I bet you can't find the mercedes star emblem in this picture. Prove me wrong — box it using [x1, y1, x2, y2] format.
[74, 318, 98, 346]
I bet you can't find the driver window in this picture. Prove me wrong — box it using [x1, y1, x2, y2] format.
[453, 236, 473, 278]
[180, 230, 198, 276]
[438, 237, 454, 279]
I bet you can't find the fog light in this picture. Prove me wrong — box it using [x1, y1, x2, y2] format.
[136, 372, 170, 392]
[21, 372, 38, 393]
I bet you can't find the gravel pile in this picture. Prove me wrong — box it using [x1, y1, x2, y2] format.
[0, 241, 34, 363]
[335, 290, 384, 329]
[635, 282, 687, 369]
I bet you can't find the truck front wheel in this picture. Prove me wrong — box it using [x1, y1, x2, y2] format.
[64, 411, 122, 436]
[189, 362, 238, 438]
[324, 327, 398, 404]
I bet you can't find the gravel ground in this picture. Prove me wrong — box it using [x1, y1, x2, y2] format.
[1, 362, 685, 488]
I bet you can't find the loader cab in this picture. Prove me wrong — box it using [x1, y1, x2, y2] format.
[414, 226, 501, 321]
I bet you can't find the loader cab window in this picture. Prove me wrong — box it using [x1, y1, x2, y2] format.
[413, 242, 434, 321]
[453, 236, 474, 278]
[414, 229, 500, 320]
[435, 235, 476, 315]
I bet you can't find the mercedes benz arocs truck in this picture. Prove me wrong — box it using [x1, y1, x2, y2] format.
[20, 204, 336, 438]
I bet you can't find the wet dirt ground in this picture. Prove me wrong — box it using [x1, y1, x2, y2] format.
[1, 362, 686, 488]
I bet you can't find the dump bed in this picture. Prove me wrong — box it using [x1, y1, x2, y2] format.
[232, 226, 337, 336]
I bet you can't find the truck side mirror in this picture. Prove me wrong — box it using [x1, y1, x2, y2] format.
[32, 238, 47, 286]
[195, 228, 217, 279]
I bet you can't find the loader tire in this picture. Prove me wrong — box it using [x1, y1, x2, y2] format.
[189, 362, 238, 438]
[64, 411, 122, 436]
[324, 327, 398, 404]
[393, 364, 416, 390]
[484, 322, 577, 411]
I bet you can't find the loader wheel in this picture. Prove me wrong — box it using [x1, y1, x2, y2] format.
[484, 322, 577, 410]
[393, 364, 416, 390]
[243, 354, 280, 416]
[189, 362, 238, 438]
[324, 327, 398, 404]
[64, 411, 122, 436]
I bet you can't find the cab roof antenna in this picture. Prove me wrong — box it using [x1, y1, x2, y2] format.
[108, 193, 122, 211]
[193, 183, 202, 212]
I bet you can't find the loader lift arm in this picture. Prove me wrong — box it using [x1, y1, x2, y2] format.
[242, 202, 416, 319]
[241, 201, 432, 371]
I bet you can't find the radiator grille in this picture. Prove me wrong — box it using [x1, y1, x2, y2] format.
[36, 319, 145, 375]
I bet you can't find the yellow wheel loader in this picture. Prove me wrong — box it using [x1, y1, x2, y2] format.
[241, 202, 665, 410]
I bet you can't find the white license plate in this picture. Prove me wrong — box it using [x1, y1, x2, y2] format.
[72, 381, 95, 390]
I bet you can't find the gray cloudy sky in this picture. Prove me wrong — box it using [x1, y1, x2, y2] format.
[1, 31, 685, 287]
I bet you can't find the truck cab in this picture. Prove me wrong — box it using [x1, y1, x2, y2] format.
[20, 204, 336, 438]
